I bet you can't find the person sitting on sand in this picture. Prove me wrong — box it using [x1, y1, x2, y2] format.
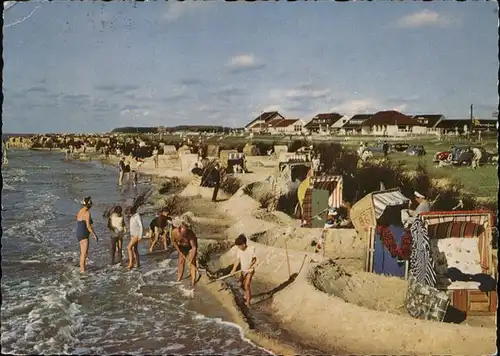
[230, 234, 257, 307]
[191, 163, 203, 177]
[171, 214, 198, 287]
[76, 197, 98, 273]
[108, 205, 126, 264]
[149, 207, 172, 253]
[125, 205, 143, 270]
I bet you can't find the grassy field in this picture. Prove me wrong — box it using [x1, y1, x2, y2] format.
[145, 133, 498, 200]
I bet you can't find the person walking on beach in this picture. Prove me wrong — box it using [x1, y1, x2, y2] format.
[210, 163, 221, 202]
[108, 205, 126, 264]
[126, 205, 144, 270]
[171, 215, 198, 287]
[76, 197, 98, 273]
[153, 147, 159, 168]
[230, 234, 257, 307]
[118, 157, 126, 186]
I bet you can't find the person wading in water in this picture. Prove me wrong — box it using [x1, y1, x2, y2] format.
[108, 205, 126, 264]
[118, 157, 126, 186]
[126, 205, 144, 270]
[149, 207, 172, 253]
[76, 197, 98, 273]
[171, 214, 198, 287]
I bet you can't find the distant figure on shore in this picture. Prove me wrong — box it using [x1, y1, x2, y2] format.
[153, 147, 159, 168]
[118, 157, 126, 186]
[126, 205, 143, 270]
[230, 234, 257, 307]
[171, 214, 198, 287]
[382, 141, 389, 157]
[76, 197, 98, 273]
[65, 147, 71, 160]
[108, 205, 126, 264]
[211, 163, 221, 202]
[132, 170, 138, 188]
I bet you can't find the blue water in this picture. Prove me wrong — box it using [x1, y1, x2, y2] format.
[1, 150, 271, 355]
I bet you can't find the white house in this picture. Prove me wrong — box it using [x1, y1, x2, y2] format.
[269, 119, 306, 135]
[360, 111, 426, 136]
[244, 111, 286, 133]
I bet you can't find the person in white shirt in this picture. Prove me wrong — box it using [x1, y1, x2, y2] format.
[230, 234, 257, 307]
[125, 206, 144, 270]
[153, 147, 159, 168]
[402, 191, 432, 227]
[107, 205, 127, 264]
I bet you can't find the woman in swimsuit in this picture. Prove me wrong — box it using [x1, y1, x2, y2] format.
[108, 205, 126, 264]
[171, 215, 198, 287]
[76, 196, 98, 273]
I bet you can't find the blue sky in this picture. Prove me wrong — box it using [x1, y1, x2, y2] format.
[3, 0, 498, 133]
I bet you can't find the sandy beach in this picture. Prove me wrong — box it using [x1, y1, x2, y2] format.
[96, 149, 497, 356]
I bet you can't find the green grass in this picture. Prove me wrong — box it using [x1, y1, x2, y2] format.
[385, 151, 497, 199]
[141, 133, 498, 200]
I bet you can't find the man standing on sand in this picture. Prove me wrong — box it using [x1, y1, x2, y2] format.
[210, 163, 221, 202]
[171, 214, 198, 287]
[230, 234, 257, 307]
[118, 157, 126, 186]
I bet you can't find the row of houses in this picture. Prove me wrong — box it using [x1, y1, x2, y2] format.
[244, 110, 497, 136]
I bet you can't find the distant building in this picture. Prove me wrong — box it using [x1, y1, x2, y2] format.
[412, 114, 445, 135]
[361, 110, 425, 136]
[245, 111, 286, 133]
[304, 112, 345, 133]
[269, 119, 306, 135]
[339, 114, 373, 135]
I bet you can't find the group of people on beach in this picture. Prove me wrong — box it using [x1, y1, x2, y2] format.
[75, 196, 201, 287]
[76, 195, 258, 304]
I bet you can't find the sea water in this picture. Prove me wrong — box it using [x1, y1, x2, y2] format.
[1, 149, 272, 355]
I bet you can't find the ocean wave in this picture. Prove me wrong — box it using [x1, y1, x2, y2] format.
[1, 274, 86, 355]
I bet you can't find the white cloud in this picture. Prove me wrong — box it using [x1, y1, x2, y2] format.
[330, 99, 380, 115]
[285, 88, 330, 99]
[397, 10, 458, 29]
[163, 1, 205, 23]
[228, 54, 257, 68]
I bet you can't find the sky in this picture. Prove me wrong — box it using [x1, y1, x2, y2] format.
[3, 0, 499, 133]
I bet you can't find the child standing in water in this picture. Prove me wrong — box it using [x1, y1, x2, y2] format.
[230, 234, 257, 307]
[108, 206, 126, 264]
[126, 205, 143, 270]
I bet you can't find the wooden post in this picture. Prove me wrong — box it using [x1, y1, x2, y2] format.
[284, 239, 291, 279]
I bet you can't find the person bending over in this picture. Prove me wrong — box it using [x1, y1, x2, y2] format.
[230, 234, 257, 307]
[149, 207, 172, 253]
[171, 215, 198, 287]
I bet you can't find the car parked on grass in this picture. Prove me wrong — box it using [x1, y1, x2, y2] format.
[405, 145, 426, 156]
[433, 150, 451, 163]
[391, 143, 410, 152]
[449, 146, 490, 165]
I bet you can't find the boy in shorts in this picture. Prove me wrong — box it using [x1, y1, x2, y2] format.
[230, 234, 257, 307]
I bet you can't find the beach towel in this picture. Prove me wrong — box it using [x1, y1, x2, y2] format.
[409, 217, 437, 287]
[405, 276, 450, 322]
